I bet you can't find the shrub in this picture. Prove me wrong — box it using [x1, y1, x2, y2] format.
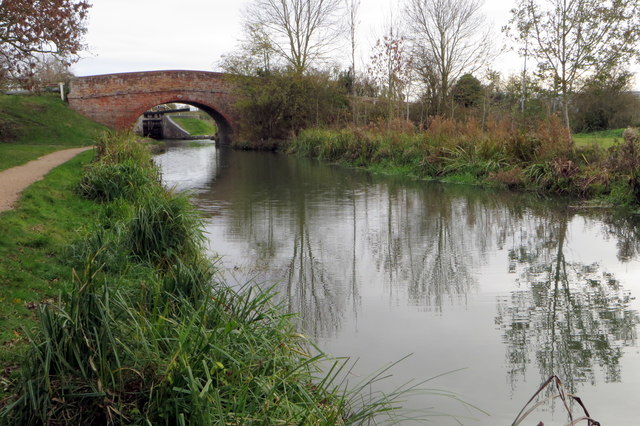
[127, 189, 205, 269]
[78, 160, 160, 202]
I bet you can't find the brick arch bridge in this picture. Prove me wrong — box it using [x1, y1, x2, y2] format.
[67, 70, 239, 144]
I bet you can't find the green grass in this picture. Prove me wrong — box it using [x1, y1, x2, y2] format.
[0, 94, 106, 170]
[172, 116, 217, 136]
[0, 145, 62, 170]
[573, 128, 625, 148]
[0, 150, 97, 365]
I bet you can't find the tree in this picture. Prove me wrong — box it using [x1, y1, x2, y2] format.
[507, 0, 640, 130]
[571, 69, 640, 132]
[219, 23, 273, 76]
[368, 26, 412, 122]
[19, 55, 74, 91]
[0, 0, 91, 82]
[451, 73, 483, 108]
[404, 0, 492, 114]
[344, 0, 360, 92]
[243, 0, 343, 74]
[230, 70, 348, 143]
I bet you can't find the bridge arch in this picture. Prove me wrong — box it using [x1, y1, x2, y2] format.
[68, 70, 239, 144]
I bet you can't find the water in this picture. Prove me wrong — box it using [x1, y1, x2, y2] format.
[155, 141, 640, 424]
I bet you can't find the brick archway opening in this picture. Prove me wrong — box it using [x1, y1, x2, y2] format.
[130, 100, 233, 144]
[68, 71, 240, 145]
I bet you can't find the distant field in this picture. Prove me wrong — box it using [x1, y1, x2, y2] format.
[573, 128, 625, 149]
[172, 116, 217, 136]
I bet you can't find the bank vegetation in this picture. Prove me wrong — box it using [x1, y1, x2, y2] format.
[0, 132, 426, 424]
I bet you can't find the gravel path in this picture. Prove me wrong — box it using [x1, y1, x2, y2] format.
[0, 147, 93, 212]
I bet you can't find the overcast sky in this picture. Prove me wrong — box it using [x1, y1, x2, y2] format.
[71, 0, 638, 88]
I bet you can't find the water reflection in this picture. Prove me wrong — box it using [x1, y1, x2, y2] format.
[155, 144, 640, 423]
[496, 211, 639, 392]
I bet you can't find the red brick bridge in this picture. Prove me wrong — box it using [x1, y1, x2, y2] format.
[67, 70, 239, 144]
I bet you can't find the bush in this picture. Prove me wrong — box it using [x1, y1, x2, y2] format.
[128, 189, 205, 268]
[78, 160, 160, 202]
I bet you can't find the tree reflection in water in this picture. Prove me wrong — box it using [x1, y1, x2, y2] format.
[157, 146, 640, 421]
[495, 210, 639, 393]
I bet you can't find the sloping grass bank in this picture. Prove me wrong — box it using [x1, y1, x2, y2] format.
[172, 116, 217, 136]
[289, 118, 640, 207]
[0, 132, 416, 424]
[0, 94, 106, 171]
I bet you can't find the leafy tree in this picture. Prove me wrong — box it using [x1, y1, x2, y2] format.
[506, 0, 640, 130]
[451, 73, 483, 108]
[243, 0, 343, 74]
[0, 0, 91, 83]
[571, 69, 640, 132]
[230, 70, 348, 144]
[404, 0, 492, 114]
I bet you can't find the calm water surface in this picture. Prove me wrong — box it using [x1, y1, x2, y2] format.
[155, 141, 640, 424]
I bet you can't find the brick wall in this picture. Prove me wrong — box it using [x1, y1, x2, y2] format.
[68, 70, 239, 144]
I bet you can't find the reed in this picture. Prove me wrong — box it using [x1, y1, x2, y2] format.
[289, 120, 640, 206]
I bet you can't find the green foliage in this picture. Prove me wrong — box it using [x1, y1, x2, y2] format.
[128, 189, 205, 269]
[78, 132, 159, 202]
[452, 74, 484, 108]
[229, 70, 348, 145]
[78, 160, 160, 202]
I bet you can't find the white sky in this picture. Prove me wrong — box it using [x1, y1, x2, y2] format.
[71, 0, 638, 88]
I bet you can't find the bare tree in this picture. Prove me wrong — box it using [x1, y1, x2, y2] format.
[345, 0, 360, 88]
[507, 0, 640, 130]
[244, 0, 343, 74]
[219, 23, 273, 76]
[368, 24, 413, 122]
[404, 0, 492, 114]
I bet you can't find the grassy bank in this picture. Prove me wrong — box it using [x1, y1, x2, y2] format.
[288, 119, 640, 207]
[0, 94, 106, 170]
[0, 151, 97, 363]
[172, 116, 217, 136]
[0, 132, 423, 424]
[573, 128, 625, 149]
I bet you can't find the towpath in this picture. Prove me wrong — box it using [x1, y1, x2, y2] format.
[0, 147, 92, 212]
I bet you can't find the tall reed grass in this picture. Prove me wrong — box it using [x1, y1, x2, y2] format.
[289, 117, 640, 206]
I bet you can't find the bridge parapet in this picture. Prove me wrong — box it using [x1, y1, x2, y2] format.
[68, 70, 239, 144]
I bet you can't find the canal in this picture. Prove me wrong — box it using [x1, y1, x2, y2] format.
[154, 141, 640, 424]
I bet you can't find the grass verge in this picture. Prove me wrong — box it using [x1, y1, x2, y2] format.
[573, 128, 624, 149]
[0, 94, 106, 170]
[0, 131, 441, 424]
[0, 150, 96, 365]
[171, 116, 217, 136]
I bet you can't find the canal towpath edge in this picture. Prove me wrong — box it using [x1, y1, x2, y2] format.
[0, 147, 93, 213]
